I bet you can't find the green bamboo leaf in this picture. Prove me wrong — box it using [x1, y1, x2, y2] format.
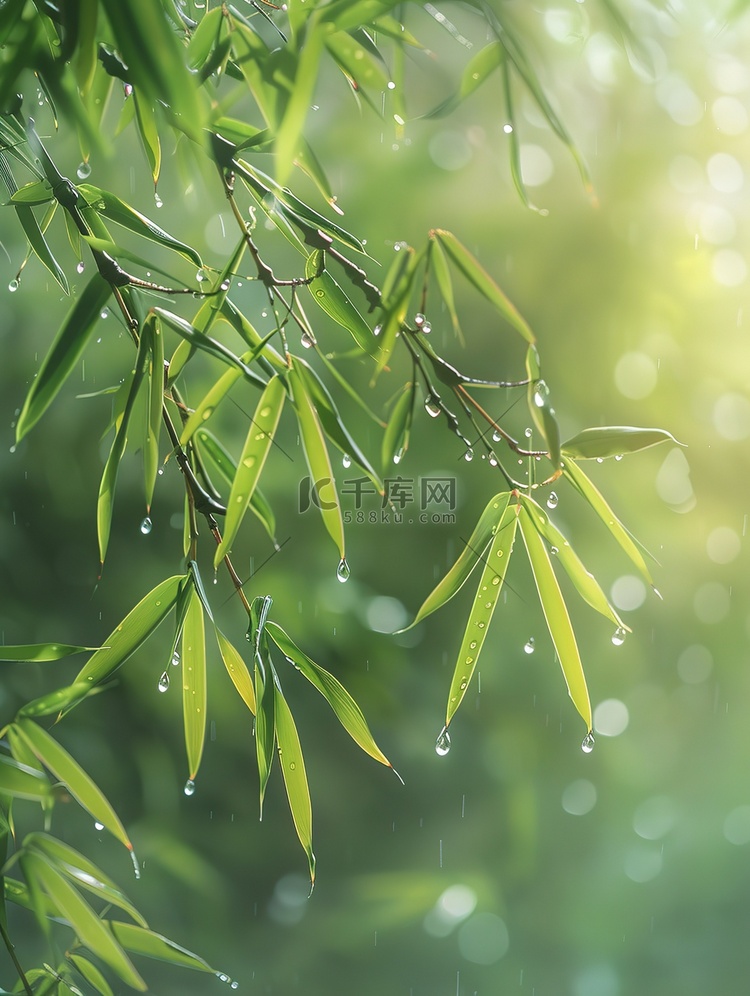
[213, 375, 285, 567]
[561, 426, 682, 460]
[12, 200, 68, 293]
[3, 875, 56, 916]
[16, 274, 111, 440]
[403, 492, 512, 631]
[519, 494, 627, 630]
[187, 5, 223, 68]
[72, 0, 99, 94]
[220, 299, 286, 371]
[266, 621, 392, 768]
[77, 184, 203, 267]
[194, 428, 278, 547]
[132, 89, 161, 184]
[26, 834, 147, 927]
[381, 382, 414, 469]
[8, 179, 53, 204]
[428, 236, 462, 340]
[17, 683, 92, 719]
[374, 245, 423, 377]
[97, 327, 151, 564]
[326, 29, 390, 95]
[296, 359, 383, 489]
[426, 40, 504, 118]
[144, 315, 163, 511]
[525, 345, 561, 471]
[433, 230, 534, 344]
[215, 628, 256, 715]
[182, 588, 207, 783]
[563, 458, 655, 586]
[179, 356, 248, 446]
[0, 644, 97, 662]
[305, 250, 380, 359]
[0, 754, 51, 801]
[154, 307, 268, 390]
[444, 499, 517, 728]
[12, 719, 132, 850]
[81, 235, 182, 284]
[75, 574, 184, 686]
[192, 238, 247, 336]
[255, 652, 276, 817]
[273, 672, 315, 886]
[69, 955, 113, 996]
[518, 505, 592, 733]
[275, 19, 326, 186]
[21, 852, 145, 990]
[289, 364, 346, 565]
[107, 921, 215, 972]
[320, 0, 404, 32]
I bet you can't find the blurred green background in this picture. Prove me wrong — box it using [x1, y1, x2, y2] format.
[2, 1, 750, 993]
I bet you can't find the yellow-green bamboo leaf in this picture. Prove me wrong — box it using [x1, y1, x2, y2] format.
[215, 628, 256, 715]
[273, 673, 315, 887]
[181, 588, 207, 782]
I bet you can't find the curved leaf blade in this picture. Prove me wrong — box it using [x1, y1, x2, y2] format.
[381, 381, 414, 470]
[426, 40, 504, 118]
[0, 644, 97, 662]
[526, 345, 561, 471]
[182, 588, 207, 782]
[215, 628, 256, 715]
[273, 674, 315, 886]
[107, 921, 214, 972]
[561, 426, 683, 460]
[305, 250, 381, 359]
[0, 754, 51, 801]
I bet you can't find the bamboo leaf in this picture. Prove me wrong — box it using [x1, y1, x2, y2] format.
[12, 719, 132, 850]
[525, 344, 561, 471]
[0, 644, 97, 662]
[21, 852, 145, 990]
[518, 505, 592, 732]
[182, 588, 207, 782]
[144, 314, 163, 511]
[273, 671, 315, 886]
[0, 754, 51, 801]
[132, 89, 161, 184]
[373, 246, 422, 377]
[8, 179, 53, 204]
[444, 498, 517, 728]
[266, 621, 392, 768]
[215, 628, 256, 715]
[107, 921, 215, 972]
[288, 363, 346, 564]
[563, 458, 655, 585]
[433, 230, 534, 344]
[77, 184, 203, 267]
[69, 955, 113, 996]
[275, 19, 326, 186]
[305, 250, 381, 359]
[179, 357, 247, 446]
[16, 275, 112, 440]
[75, 574, 184, 686]
[426, 40, 504, 118]
[17, 683, 92, 719]
[561, 426, 682, 460]
[428, 236, 462, 340]
[381, 382, 414, 469]
[213, 375, 286, 568]
[255, 651, 275, 817]
[519, 494, 627, 630]
[403, 492, 512, 631]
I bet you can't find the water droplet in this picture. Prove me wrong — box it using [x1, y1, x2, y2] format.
[231, 984, 239, 991]
[464, 448, 474, 462]
[94, 821, 104, 831]
[424, 397, 441, 418]
[341, 453, 352, 469]
[336, 558, 351, 583]
[140, 516, 152, 535]
[488, 452, 498, 466]
[546, 491, 559, 509]
[8, 279, 18, 292]
[220, 278, 230, 291]
[130, 849, 141, 880]
[76, 161, 91, 180]
[154, 191, 163, 208]
[503, 123, 514, 134]
[524, 426, 533, 438]
[533, 381, 549, 407]
[158, 671, 170, 693]
[414, 313, 425, 327]
[422, 321, 432, 334]
[196, 268, 207, 283]
[184, 779, 196, 796]
[76, 260, 85, 274]
[524, 637, 535, 654]
[100, 307, 109, 319]
[581, 731, 596, 754]
[435, 726, 452, 756]
[492, 430, 501, 442]
[612, 626, 627, 646]
[171, 651, 180, 666]
[393, 449, 403, 465]
[615, 454, 623, 462]
[9, 444, 16, 453]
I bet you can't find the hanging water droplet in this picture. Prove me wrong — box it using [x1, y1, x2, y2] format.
[342, 453, 352, 468]
[615, 454, 623, 462]
[158, 671, 170, 693]
[100, 307, 109, 319]
[300, 332, 313, 348]
[8, 279, 18, 293]
[533, 381, 549, 407]
[336, 558, 351, 583]
[492, 430, 501, 442]
[184, 779, 196, 796]
[230, 983, 239, 991]
[216, 974, 230, 984]
[488, 452, 498, 467]
[393, 449, 403, 465]
[550, 546, 558, 555]
[611, 626, 627, 646]
[76, 161, 91, 180]
[171, 650, 180, 666]
[464, 448, 474, 462]
[546, 491, 559, 509]
[524, 637, 535, 654]
[76, 260, 85, 274]
[124, 82, 133, 97]
[154, 191, 163, 208]
[435, 726, 452, 756]
[373, 323, 382, 336]
[414, 313, 425, 327]
[581, 731, 596, 754]
[424, 397, 441, 418]
[140, 516, 152, 535]
[524, 426, 533, 438]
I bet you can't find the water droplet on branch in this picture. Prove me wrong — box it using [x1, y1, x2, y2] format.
[76, 261, 85, 274]
[171, 651, 180, 666]
[158, 671, 170, 693]
[524, 637, 535, 654]
[435, 726, 452, 756]
[342, 453, 352, 468]
[546, 492, 559, 509]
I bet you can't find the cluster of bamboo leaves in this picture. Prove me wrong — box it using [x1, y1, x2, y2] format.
[0, 0, 674, 993]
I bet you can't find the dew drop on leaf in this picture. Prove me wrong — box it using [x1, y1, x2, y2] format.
[300, 332, 313, 348]
[94, 821, 104, 831]
[171, 651, 180, 666]
[100, 308, 109, 319]
[158, 671, 170, 693]
[435, 726, 452, 756]
[342, 453, 352, 468]
[464, 448, 474, 462]
[546, 491, 559, 509]
[184, 779, 196, 796]
[581, 731, 596, 754]
[336, 558, 351, 583]
[76, 260, 85, 274]
[524, 637, 535, 654]
[533, 381, 549, 407]
[612, 626, 627, 646]
[492, 430, 501, 442]
[140, 516, 152, 535]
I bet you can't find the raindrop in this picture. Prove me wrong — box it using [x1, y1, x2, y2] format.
[171, 651, 180, 666]
[492, 430, 502, 442]
[373, 323, 382, 336]
[196, 268, 208, 283]
[581, 731, 596, 754]
[154, 191, 163, 209]
[140, 516, 152, 535]
[100, 307, 109, 319]
[94, 821, 104, 831]
[342, 453, 352, 468]
[546, 492, 559, 509]
[76, 260, 85, 274]
[615, 454, 623, 462]
[464, 448, 474, 462]
[158, 671, 170, 693]
[550, 546, 558, 555]
[524, 637, 535, 654]
[393, 449, 403, 465]
[336, 558, 351, 583]
[424, 397, 441, 418]
[8, 279, 18, 293]
[300, 332, 313, 348]
[220, 279, 231, 291]
[184, 779, 196, 797]
[611, 626, 627, 646]
[421, 321, 432, 334]
[435, 726, 452, 756]
[524, 426, 533, 438]
[533, 381, 549, 407]
[488, 452, 498, 466]
[76, 161, 91, 180]
[414, 313, 426, 327]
